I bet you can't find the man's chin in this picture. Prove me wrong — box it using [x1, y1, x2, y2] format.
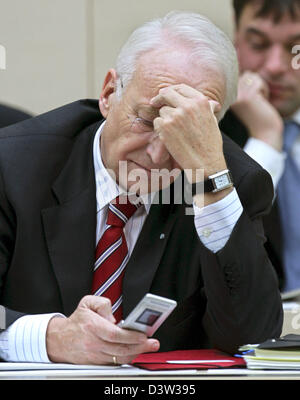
[270, 97, 300, 118]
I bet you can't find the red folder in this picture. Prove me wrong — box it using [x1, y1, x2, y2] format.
[131, 349, 246, 370]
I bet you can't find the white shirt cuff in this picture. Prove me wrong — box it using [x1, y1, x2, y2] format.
[244, 138, 286, 189]
[0, 313, 65, 363]
[194, 188, 243, 253]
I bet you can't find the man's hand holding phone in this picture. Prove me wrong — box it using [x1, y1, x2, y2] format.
[46, 295, 160, 365]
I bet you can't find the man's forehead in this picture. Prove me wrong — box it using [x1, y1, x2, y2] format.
[238, 3, 300, 39]
[134, 48, 224, 93]
[240, 2, 300, 27]
[136, 47, 193, 80]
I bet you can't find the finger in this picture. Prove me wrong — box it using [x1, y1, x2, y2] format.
[174, 85, 221, 115]
[79, 295, 116, 324]
[241, 70, 257, 82]
[150, 88, 183, 109]
[170, 83, 205, 99]
[101, 337, 160, 359]
[208, 100, 222, 114]
[241, 71, 269, 97]
[95, 351, 142, 366]
[152, 85, 219, 117]
[98, 318, 153, 346]
[156, 100, 219, 126]
[258, 79, 269, 99]
[153, 116, 165, 136]
[250, 75, 267, 92]
[250, 79, 268, 99]
[158, 105, 176, 118]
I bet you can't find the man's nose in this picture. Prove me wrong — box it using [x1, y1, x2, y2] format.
[146, 135, 170, 165]
[264, 45, 289, 77]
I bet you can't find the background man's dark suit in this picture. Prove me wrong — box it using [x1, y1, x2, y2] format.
[220, 111, 284, 289]
[0, 103, 32, 128]
[0, 99, 282, 355]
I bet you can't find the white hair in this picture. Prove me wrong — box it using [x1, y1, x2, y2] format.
[115, 11, 239, 121]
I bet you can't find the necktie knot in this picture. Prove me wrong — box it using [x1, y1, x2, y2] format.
[107, 195, 140, 227]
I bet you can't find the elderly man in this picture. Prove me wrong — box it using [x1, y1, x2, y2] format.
[220, 0, 300, 292]
[0, 11, 282, 365]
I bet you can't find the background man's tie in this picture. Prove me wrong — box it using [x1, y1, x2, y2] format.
[277, 121, 300, 292]
[92, 196, 140, 322]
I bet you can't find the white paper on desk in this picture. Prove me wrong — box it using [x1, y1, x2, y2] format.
[0, 362, 121, 371]
[0, 363, 198, 378]
[283, 301, 300, 311]
[281, 288, 300, 301]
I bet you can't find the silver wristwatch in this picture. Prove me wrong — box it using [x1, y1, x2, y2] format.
[205, 169, 233, 193]
[192, 169, 233, 195]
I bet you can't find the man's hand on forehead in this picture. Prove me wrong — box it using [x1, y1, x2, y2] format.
[146, 83, 226, 175]
[150, 84, 221, 115]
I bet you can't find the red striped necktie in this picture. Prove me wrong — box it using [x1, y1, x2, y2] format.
[92, 196, 140, 322]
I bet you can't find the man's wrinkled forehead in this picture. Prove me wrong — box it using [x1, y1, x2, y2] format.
[134, 47, 226, 96]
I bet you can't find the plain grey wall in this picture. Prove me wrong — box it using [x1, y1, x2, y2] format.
[0, 0, 234, 116]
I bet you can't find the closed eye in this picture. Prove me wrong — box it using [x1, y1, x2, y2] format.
[129, 116, 154, 133]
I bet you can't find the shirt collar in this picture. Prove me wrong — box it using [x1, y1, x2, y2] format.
[93, 121, 154, 213]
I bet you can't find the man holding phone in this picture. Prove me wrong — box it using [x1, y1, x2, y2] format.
[0, 11, 282, 365]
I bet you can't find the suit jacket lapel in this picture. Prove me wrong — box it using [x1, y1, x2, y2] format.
[42, 123, 99, 315]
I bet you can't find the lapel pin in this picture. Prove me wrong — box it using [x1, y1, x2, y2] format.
[160, 233, 165, 240]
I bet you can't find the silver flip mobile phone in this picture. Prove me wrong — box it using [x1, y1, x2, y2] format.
[118, 293, 177, 337]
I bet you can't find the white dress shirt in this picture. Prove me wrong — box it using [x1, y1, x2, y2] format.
[244, 110, 300, 189]
[0, 122, 243, 362]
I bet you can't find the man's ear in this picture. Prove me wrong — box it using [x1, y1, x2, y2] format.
[99, 69, 118, 118]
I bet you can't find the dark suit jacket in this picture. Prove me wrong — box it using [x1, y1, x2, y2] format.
[0, 103, 32, 128]
[0, 99, 282, 355]
[220, 111, 284, 289]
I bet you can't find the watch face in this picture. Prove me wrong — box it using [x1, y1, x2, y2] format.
[214, 173, 230, 189]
